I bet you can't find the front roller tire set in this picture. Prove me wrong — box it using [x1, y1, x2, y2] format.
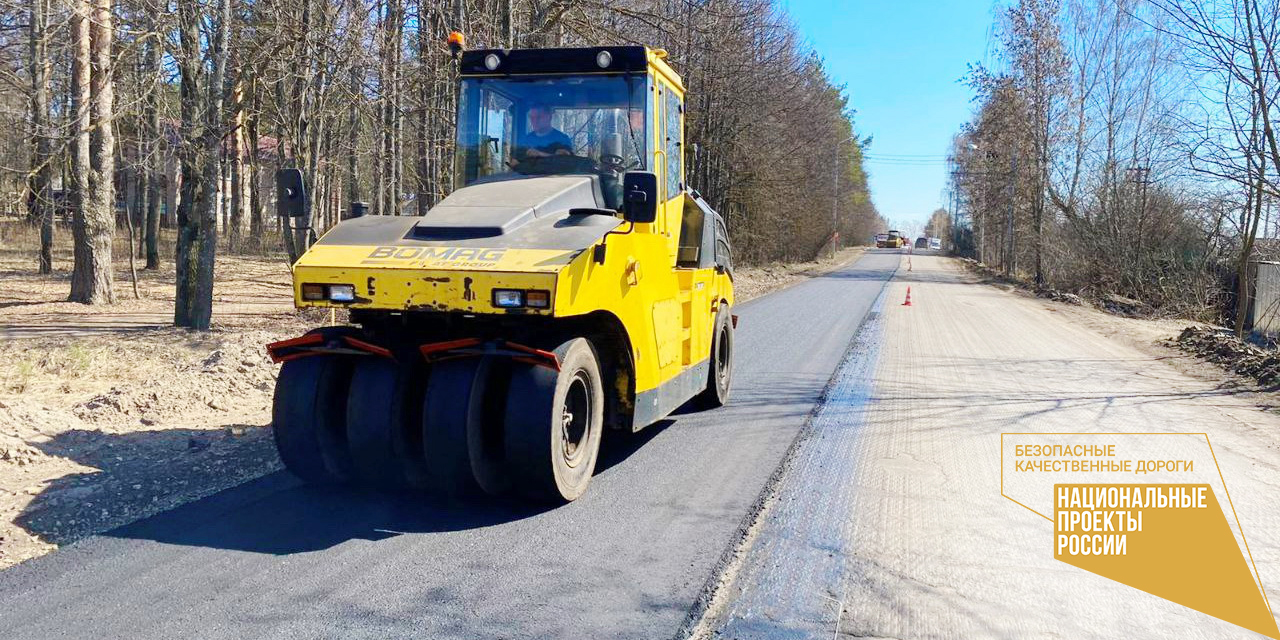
[272, 337, 606, 503]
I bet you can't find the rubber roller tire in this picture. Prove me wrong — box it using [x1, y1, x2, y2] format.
[423, 356, 511, 497]
[346, 357, 430, 491]
[272, 355, 355, 484]
[693, 305, 734, 409]
[503, 337, 604, 502]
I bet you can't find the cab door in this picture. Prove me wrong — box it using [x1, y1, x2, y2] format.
[654, 78, 706, 367]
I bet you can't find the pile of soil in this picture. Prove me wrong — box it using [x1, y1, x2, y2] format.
[0, 327, 297, 569]
[1172, 326, 1280, 386]
[1036, 288, 1084, 306]
[1100, 293, 1152, 317]
[68, 330, 280, 429]
[0, 243, 315, 569]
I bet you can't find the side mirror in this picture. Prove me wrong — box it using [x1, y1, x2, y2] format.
[622, 171, 658, 224]
[276, 168, 308, 218]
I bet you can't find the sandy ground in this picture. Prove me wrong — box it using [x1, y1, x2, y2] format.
[837, 254, 1280, 638]
[0, 222, 319, 569]
[0, 221, 861, 571]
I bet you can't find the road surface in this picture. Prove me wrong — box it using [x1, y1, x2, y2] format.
[7, 251, 1280, 640]
[0, 250, 900, 639]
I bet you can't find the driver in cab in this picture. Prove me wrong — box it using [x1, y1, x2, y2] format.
[517, 104, 573, 159]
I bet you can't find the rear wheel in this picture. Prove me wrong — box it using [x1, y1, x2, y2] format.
[694, 305, 733, 409]
[503, 338, 604, 502]
[272, 355, 355, 484]
[346, 358, 430, 490]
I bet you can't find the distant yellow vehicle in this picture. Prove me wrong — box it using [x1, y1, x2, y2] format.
[876, 230, 905, 248]
[268, 45, 735, 503]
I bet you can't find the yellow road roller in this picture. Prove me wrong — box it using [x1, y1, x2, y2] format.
[267, 44, 735, 502]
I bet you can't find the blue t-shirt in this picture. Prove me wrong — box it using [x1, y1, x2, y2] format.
[518, 128, 572, 154]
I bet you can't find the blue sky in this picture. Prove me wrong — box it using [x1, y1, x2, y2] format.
[786, 1, 999, 235]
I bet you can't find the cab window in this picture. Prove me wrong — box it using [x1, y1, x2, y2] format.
[455, 74, 648, 190]
[663, 89, 682, 199]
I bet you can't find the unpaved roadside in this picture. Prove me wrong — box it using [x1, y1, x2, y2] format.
[0, 242, 863, 570]
[835, 255, 1280, 638]
[0, 247, 318, 569]
[732, 246, 864, 302]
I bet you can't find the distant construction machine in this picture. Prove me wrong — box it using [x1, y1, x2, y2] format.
[876, 230, 905, 249]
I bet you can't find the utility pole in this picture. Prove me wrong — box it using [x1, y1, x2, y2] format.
[949, 167, 958, 252]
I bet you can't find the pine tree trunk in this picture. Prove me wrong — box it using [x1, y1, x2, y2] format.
[347, 65, 361, 207]
[144, 35, 162, 272]
[142, 20, 161, 270]
[247, 107, 264, 242]
[69, 0, 115, 304]
[189, 0, 232, 330]
[30, 0, 54, 274]
[174, 0, 203, 326]
[229, 77, 245, 251]
[416, 15, 430, 216]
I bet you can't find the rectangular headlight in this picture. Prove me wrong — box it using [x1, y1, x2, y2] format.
[328, 284, 356, 302]
[524, 290, 550, 309]
[492, 289, 524, 308]
[301, 283, 326, 301]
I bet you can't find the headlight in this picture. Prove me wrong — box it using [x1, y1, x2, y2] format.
[596, 50, 612, 69]
[328, 284, 356, 302]
[492, 289, 523, 308]
[491, 289, 552, 309]
[484, 53, 501, 71]
[301, 283, 356, 302]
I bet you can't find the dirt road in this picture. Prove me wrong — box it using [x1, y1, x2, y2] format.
[740, 253, 1280, 638]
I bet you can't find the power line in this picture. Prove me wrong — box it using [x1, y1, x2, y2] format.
[862, 158, 951, 166]
[863, 152, 949, 159]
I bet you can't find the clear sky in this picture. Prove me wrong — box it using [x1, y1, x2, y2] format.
[786, 1, 999, 236]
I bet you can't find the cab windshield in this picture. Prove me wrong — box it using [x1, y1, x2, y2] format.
[455, 74, 648, 200]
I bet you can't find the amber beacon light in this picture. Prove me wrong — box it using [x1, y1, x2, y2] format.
[447, 31, 466, 58]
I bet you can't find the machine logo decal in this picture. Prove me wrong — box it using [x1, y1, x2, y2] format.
[362, 246, 508, 268]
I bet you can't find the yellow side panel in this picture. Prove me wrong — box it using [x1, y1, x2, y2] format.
[554, 231, 679, 393]
[678, 268, 716, 365]
[652, 298, 681, 367]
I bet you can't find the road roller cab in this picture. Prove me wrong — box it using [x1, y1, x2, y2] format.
[268, 45, 735, 502]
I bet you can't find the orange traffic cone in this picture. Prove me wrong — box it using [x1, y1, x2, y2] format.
[902, 286, 912, 306]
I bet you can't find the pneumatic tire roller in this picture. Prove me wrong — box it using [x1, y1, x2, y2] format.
[267, 44, 736, 503]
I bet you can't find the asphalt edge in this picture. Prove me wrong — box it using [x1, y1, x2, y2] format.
[672, 253, 899, 640]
